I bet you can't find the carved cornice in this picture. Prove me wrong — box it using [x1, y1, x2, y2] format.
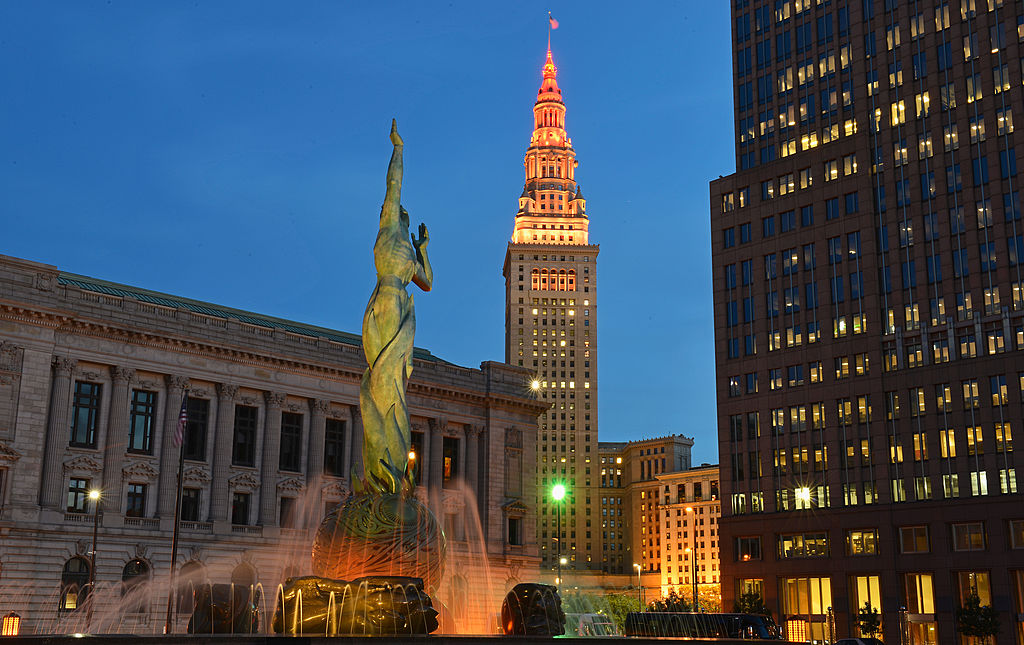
[0, 342, 22, 373]
[53, 356, 77, 376]
[277, 477, 306, 493]
[502, 499, 529, 516]
[110, 366, 135, 384]
[321, 480, 351, 500]
[183, 466, 211, 485]
[166, 374, 191, 391]
[0, 442, 22, 463]
[122, 460, 159, 482]
[228, 471, 260, 491]
[265, 392, 286, 408]
[217, 383, 239, 401]
[311, 399, 331, 415]
[63, 454, 102, 474]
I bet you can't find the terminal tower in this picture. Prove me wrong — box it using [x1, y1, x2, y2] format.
[503, 46, 600, 574]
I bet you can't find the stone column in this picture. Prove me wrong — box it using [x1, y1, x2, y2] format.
[465, 425, 482, 510]
[417, 423, 431, 489]
[209, 383, 238, 524]
[157, 375, 189, 518]
[259, 392, 285, 526]
[41, 356, 77, 509]
[428, 418, 446, 516]
[100, 366, 134, 514]
[307, 399, 330, 486]
[347, 405, 361, 482]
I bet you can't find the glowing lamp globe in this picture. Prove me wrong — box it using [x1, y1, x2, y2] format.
[551, 484, 566, 501]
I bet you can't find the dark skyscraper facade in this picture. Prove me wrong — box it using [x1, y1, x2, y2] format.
[711, 1, 1024, 642]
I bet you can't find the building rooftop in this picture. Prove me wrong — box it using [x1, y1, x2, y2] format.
[56, 270, 451, 365]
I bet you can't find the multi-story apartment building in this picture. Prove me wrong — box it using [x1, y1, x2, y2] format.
[0, 254, 543, 634]
[657, 465, 722, 600]
[503, 46, 600, 573]
[711, 1, 1024, 643]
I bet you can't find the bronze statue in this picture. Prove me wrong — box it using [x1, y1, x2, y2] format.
[308, 121, 445, 614]
[358, 119, 432, 495]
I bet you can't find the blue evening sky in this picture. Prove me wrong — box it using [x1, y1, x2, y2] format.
[1, 2, 733, 464]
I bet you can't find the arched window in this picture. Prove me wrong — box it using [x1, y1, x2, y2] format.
[122, 558, 151, 613]
[540, 269, 549, 291]
[60, 557, 91, 611]
[531, 269, 540, 291]
[175, 561, 206, 615]
[568, 270, 576, 291]
[230, 562, 257, 588]
[558, 270, 567, 291]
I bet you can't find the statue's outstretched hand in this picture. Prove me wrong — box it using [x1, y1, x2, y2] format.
[390, 119, 403, 147]
[412, 223, 429, 249]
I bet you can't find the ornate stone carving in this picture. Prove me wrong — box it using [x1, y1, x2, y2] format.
[428, 417, 448, 434]
[53, 356, 77, 376]
[187, 545, 204, 561]
[311, 399, 331, 415]
[265, 392, 286, 408]
[441, 490, 465, 513]
[0, 443, 22, 463]
[228, 471, 260, 491]
[110, 366, 136, 383]
[502, 499, 529, 516]
[135, 543, 149, 559]
[137, 380, 159, 391]
[183, 466, 212, 484]
[35, 272, 55, 292]
[217, 383, 239, 401]
[76, 539, 89, 556]
[240, 396, 257, 406]
[505, 428, 522, 449]
[80, 370, 102, 382]
[321, 481, 351, 501]
[466, 424, 485, 439]
[287, 402, 301, 412]
[277, 477, 306, 493]
[122, 460, 160, 482]
[0, 342, 23, 373]
[167, 374, 191, 391]
[63, 455, 103, 474]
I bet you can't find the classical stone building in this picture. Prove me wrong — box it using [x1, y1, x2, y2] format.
[655, 465, 722, 601]
[503, 45, 600, 576]
[0, 254, 544, 633]
[711, 1, 1024, 643]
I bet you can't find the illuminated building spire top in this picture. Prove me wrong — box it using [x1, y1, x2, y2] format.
[511, 46, 589, 246]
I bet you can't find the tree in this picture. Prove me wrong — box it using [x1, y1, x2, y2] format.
[602, 593, 641, 633]
[956, 590, 1000, 645]
[734, 591, 771, 617]
[858, 602, 881, 639]
[647, 591, 691, 612]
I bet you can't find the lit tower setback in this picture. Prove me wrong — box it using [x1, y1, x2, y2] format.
[503, 46, 600, 573]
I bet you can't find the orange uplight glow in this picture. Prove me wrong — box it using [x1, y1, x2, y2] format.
[1, 612, 20, 637]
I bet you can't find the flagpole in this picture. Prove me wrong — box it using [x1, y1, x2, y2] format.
[164, 389, 188, 634]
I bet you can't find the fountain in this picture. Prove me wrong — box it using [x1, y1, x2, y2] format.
[1, 120, 567, 642]
[270, 120, 443, 635]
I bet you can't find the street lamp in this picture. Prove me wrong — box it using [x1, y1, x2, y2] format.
[86, 489, 101, 631]
[551, 483, 566, 594]
[686, 506, 698, 612]
[633, 563, 642, 607]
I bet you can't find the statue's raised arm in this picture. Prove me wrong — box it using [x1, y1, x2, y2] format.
[358, 120, 432, 495]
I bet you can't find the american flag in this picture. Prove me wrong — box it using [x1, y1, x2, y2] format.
[174, 393, 188, 447]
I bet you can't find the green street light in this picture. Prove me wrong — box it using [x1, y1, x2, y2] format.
[551, 483, 566, 501]
[551, 483, 568, 595]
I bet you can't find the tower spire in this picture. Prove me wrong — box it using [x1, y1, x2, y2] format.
[510, 41, 588, 246]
